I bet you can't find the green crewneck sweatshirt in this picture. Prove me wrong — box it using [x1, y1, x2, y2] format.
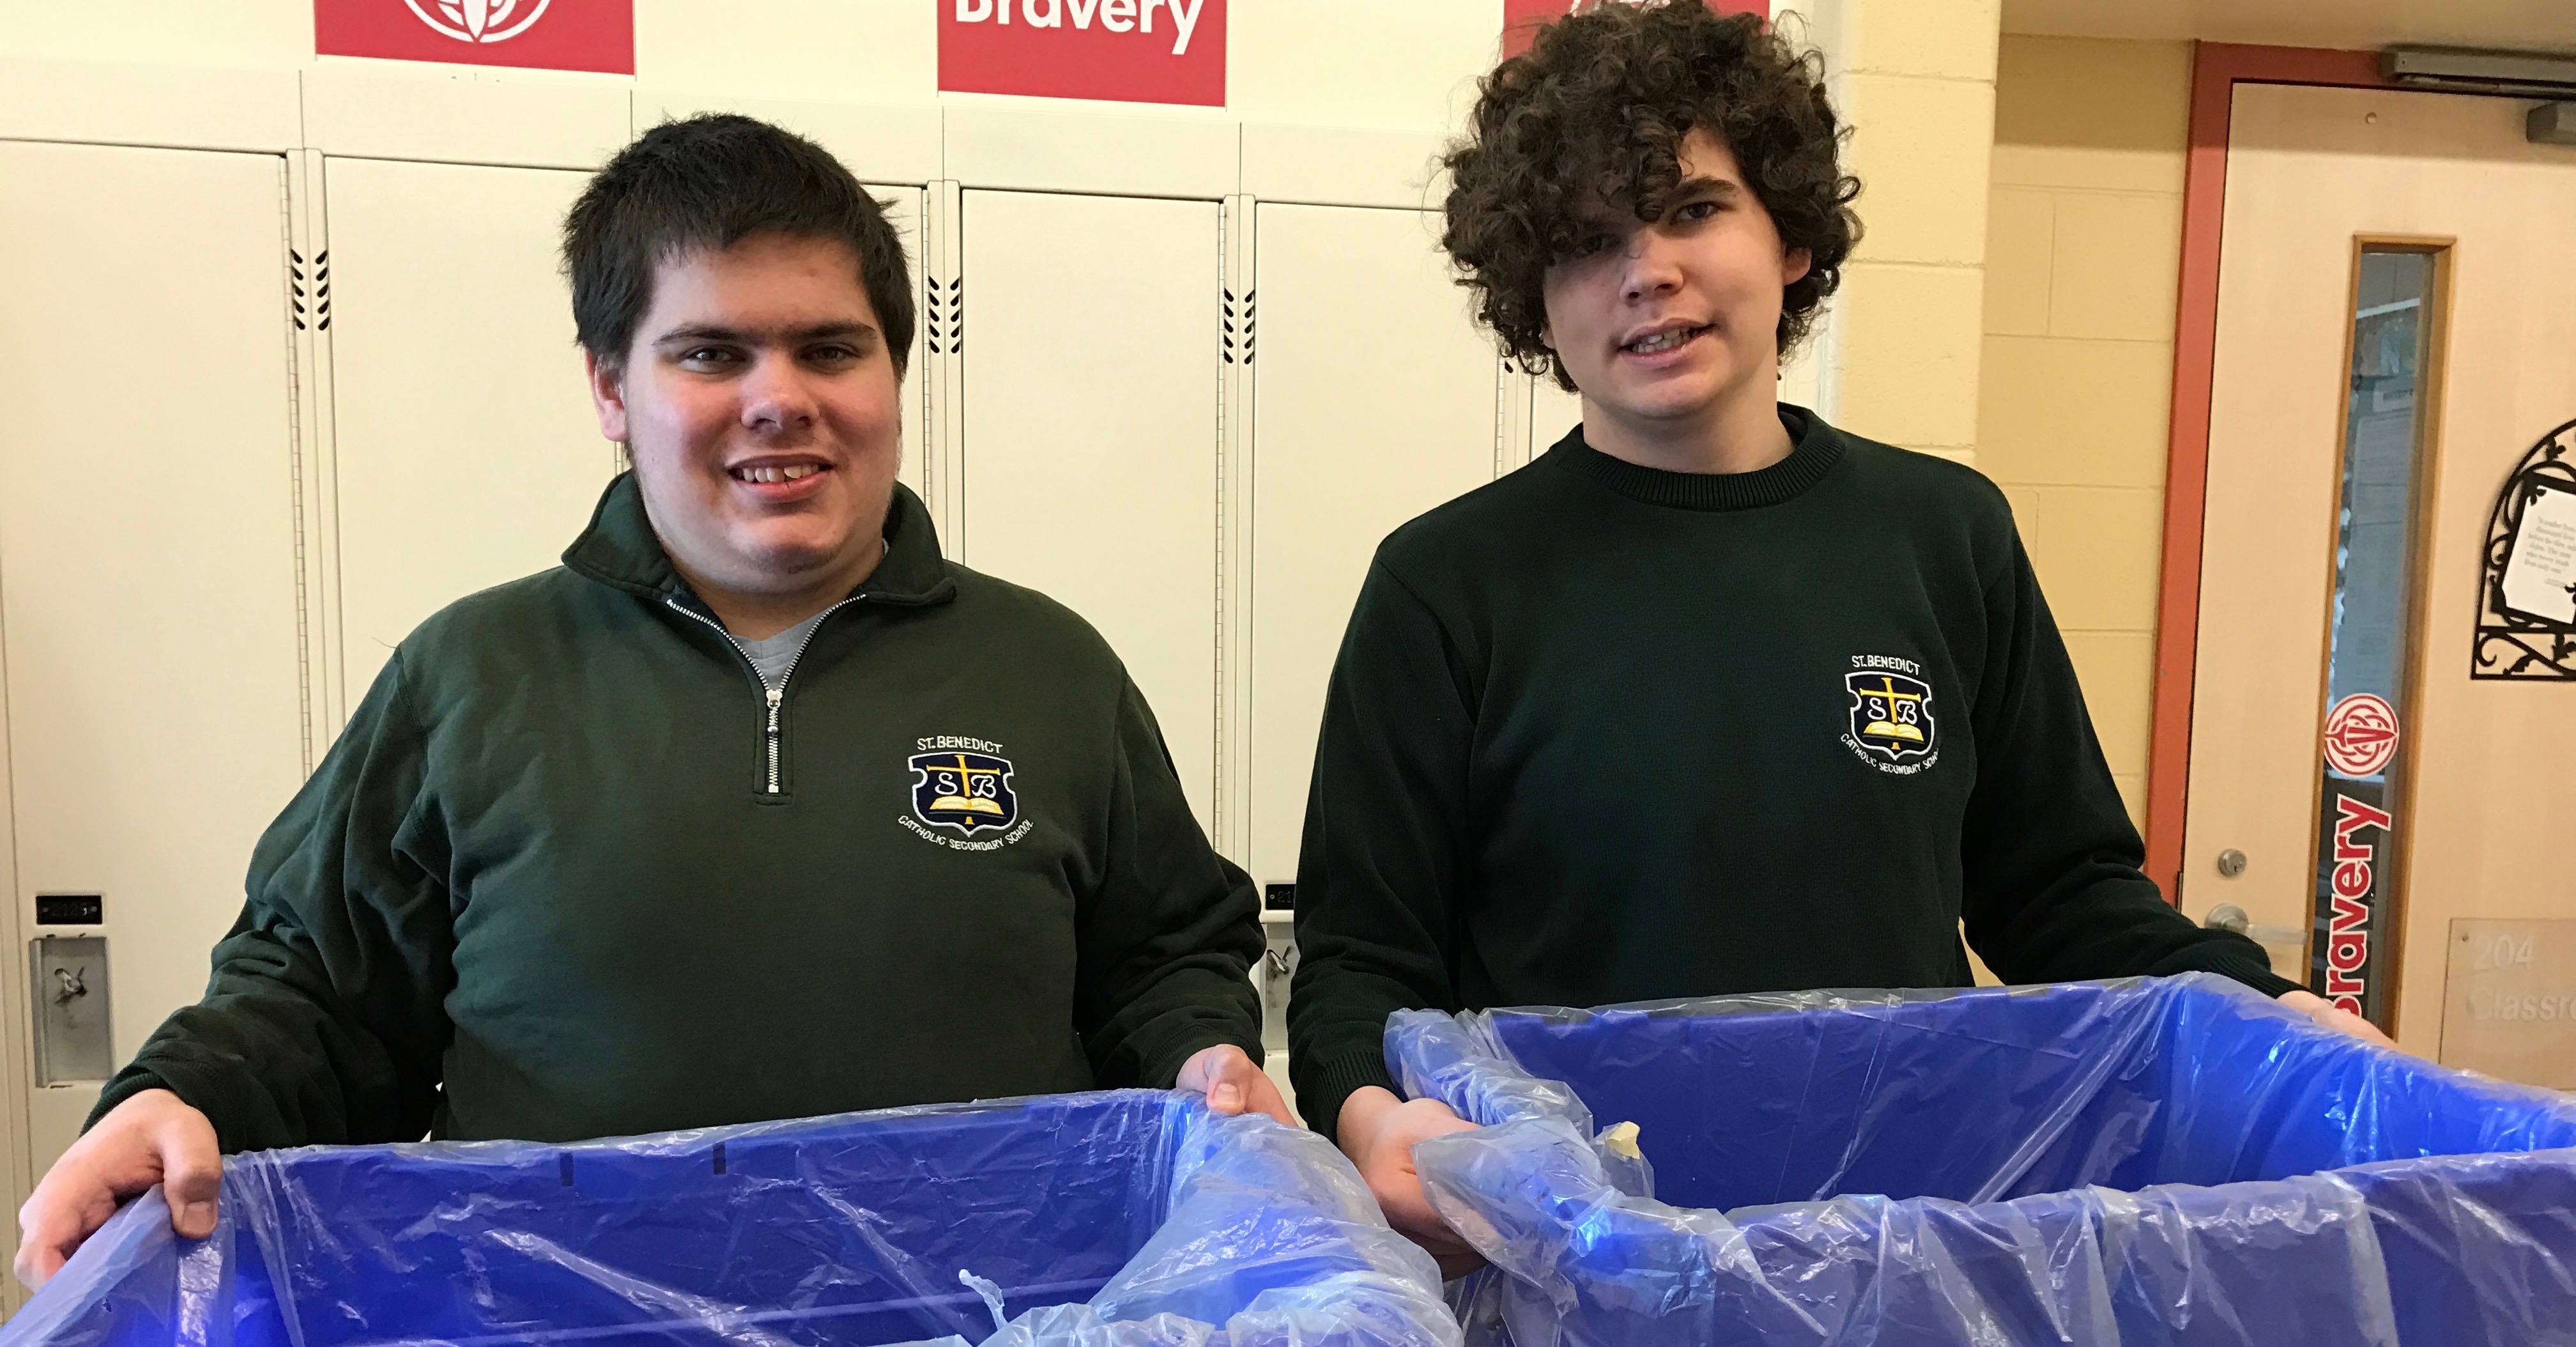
[1287, 409, 2293, 1142]
[98, 475, 1263, 1151]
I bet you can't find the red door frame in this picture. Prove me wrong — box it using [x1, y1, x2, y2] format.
[2143, 43, 2397, 903]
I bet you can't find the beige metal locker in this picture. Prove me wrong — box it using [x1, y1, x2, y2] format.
[1245, 203, 1502, 887]
[323, 158, 609, 713]
[323, 160, 931, 719]
[955, 190, 1223, 826]
[0, 141, 309, 1178]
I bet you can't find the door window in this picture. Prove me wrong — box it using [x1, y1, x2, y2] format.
[2309, 243, 2446, 1030]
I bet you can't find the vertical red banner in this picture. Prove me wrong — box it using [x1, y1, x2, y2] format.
[1503, 0, 1768, 60]
[315, 0, 634, 75]
[2310, 691, 2403, 1029]
[939, 0, 1227, 107]
[2312, 780, 2393, 1026]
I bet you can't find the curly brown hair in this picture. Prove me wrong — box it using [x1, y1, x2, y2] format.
[1443, 2, 1860, 390]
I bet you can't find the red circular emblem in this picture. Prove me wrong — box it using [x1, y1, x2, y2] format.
[2323, 693, 2400, 777]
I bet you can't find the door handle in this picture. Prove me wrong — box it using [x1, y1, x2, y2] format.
[2205, 903, 2304, 946]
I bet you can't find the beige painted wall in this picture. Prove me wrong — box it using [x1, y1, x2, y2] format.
[1979, 35, 2193, 829]
[1812, 0, 2000, 466]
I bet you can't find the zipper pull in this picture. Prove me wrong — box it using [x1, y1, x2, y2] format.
[762, 686, 785, 795]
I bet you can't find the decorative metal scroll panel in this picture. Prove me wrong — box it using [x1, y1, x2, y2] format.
[2472, 417, 2576, 679]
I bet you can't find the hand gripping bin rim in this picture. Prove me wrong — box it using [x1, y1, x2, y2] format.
[3, 1089, 1464, 1347]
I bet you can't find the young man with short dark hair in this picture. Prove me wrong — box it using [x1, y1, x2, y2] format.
[1284, 2, 2382, 1269]
[19, 115, 1284, 1288]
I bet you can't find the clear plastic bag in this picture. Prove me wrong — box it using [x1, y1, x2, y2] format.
[1389, 974, 2576, 1347]
[4, 1091, 1459, 1347]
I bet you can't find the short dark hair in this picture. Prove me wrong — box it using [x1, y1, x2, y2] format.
[1441, 2, 1861, 390]
[564, 114, 916, 378]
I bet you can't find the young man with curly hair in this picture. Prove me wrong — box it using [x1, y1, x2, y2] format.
[1284, 1, 2384, 1269]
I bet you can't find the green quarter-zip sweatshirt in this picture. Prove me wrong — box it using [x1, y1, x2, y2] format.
[1288, 410, 2295, 1142]
[98, 475, 1264, 1151]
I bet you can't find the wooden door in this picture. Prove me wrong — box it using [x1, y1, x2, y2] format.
[2188, 83, 2576, 1068]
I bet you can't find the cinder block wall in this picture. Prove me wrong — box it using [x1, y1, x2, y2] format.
[1811, 0, 2000, 467]
[1979, 35, 2194, 831]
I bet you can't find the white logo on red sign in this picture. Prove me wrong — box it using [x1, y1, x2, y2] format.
[952, 0, 1210, 56]
[940, 0, 1223, 105]
[405, 0, 552, 43]
[2322, 693, 2400, 778]
[2321, 791, 2391, 1017]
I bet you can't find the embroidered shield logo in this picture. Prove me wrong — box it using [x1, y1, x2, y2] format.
[908, 751, 1018, 836]
[1846, 671, 1936, 763]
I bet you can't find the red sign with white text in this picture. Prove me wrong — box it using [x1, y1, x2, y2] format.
[315, 0, 634, 75]
[2313, 783, 2393, 1025]
[940, 0, 1225, 107]
[1503, 0, 1768, 59]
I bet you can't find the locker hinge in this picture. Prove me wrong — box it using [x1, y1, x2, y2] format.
[277, 165, 315, 774]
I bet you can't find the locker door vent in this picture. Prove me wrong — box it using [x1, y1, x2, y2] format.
[289, 249, 332, 332]
[926, 275, 963, 355]
[1223, 289, 1255, 367]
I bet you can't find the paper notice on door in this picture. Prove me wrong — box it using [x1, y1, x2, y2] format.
[2500, 481, 2576, 624]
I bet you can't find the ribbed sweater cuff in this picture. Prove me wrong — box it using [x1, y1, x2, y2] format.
[1133, 1020, 1268, 1095]
[1300, 1049, 1402, 1147]
[2187, 951, 2303, 1000]
[86, 1066, 177, 1134]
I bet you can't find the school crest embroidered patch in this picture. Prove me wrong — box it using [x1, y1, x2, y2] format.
[908, 748, 1018, 836]
[1842, 657, 1940, 775]
[900, 736, 1036, 852]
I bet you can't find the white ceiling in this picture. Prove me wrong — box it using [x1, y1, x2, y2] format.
[2003, 0, 2576, 52]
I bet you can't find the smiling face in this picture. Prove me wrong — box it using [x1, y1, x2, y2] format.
[1539, 128, 1811, 454]
[588, 231, 901, 624]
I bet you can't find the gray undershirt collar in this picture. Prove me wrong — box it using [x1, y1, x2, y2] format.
[736, 610, 828, 691]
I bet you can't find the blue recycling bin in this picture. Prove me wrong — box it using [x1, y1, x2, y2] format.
[3, 1090, 1459, 1347]
[1389, 974, 2576, 1347]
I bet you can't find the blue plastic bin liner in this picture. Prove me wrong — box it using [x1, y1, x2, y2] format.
[1387, 974, 2576, 1347]
[3, 1090, 1459, 1347]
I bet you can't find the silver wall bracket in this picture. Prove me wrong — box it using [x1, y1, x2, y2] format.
[30, 937, 112, 1086]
